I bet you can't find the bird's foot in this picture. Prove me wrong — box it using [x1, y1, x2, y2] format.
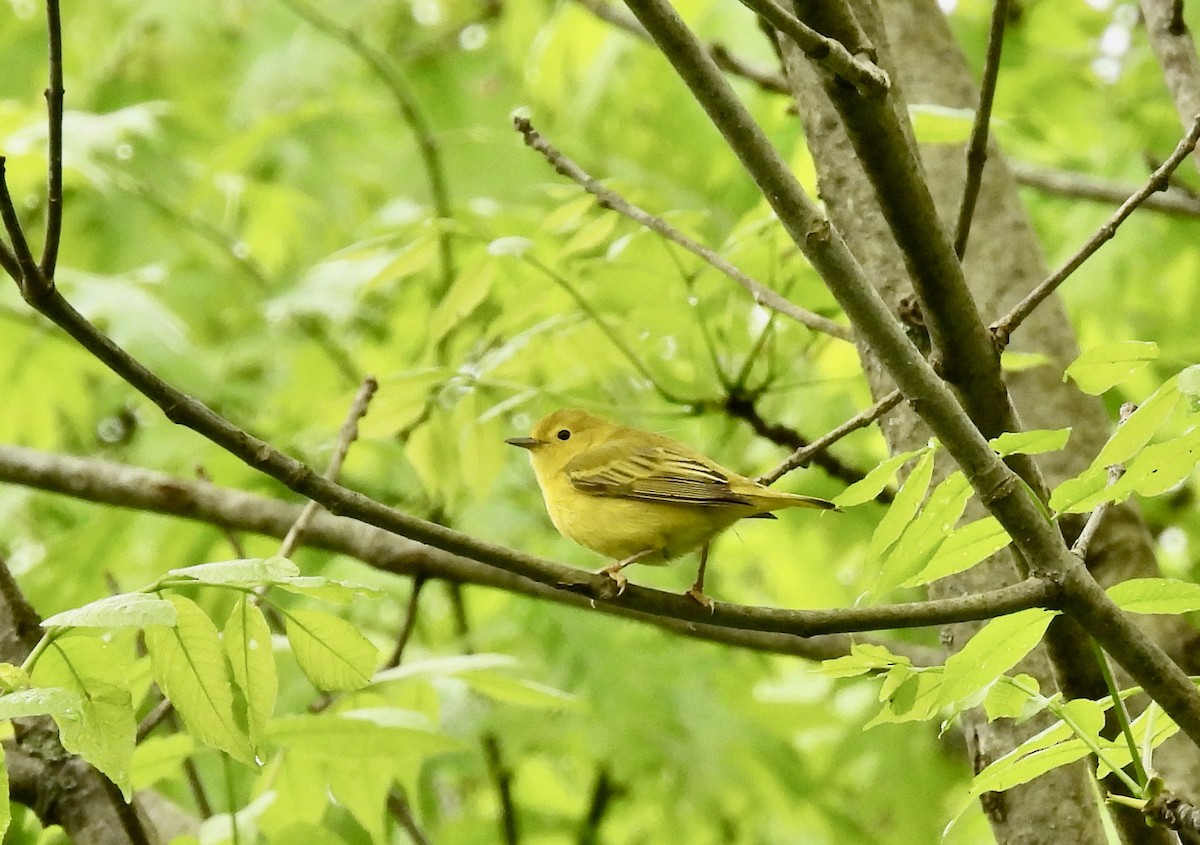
[685, 587, 715, 612]
[595, 565, 628, 597]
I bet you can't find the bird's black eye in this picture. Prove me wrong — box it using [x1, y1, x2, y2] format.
[556, 429, 571, 441]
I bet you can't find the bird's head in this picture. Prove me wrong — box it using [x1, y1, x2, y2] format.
[505, 408, 615, 476]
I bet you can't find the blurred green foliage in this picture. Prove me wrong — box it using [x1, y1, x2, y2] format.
[2, 0, 1199, 842]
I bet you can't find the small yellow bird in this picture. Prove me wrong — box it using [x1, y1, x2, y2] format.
[506, 408, 838, 605]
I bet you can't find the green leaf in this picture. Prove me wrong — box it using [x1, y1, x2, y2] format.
[0, 663, 29, 692]
[876, 471, 972, 596]
[969, 734, 1090, 797]
[0, 754, 8, 840]
[373, 653, 520, 684]
[984, 674, 1042, 722]
[939, 609, 1057, 707]
[461, 673, 581, 710]
[132, 734, 198, 791]
[0, 686, 81, 719]
[865, 670, 943, 727]
[145, 595, 255, 766]
[818, 643, 910, 679]
[267, 711, 459, 760]
[285, 609, 377, 692]
[1106, 578, 1200, 614]
[1180, 364, 1200, 412]
[224, 597, 277, 744]
[33, 637, 137, 798]
[834, 447, 927, 508]
[428, 258, 497, 345]
[561, 213, 619, 257]
[904, 517, 1012, 587]
[41, 592, 177, 629]
[1064, 341, 1159, 394]
[990, 428, 1072, 458]
[908, 104, 976, 144]
[1120, 427, 1200, 498]
[168, 556, 299, 587]
[1090, 376, 1181, 470]
[273, 576, 386, 604]
[1000, 351, 1053, 373]
[868, 449, 935, 559]
[1048, 465, 1108, 513]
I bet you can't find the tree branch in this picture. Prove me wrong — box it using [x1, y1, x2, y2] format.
[1140, 0, 1200, 167]
[513, 114, 853, 342]
[992, 115, 1200, 344]
[1009, 160, 1200, 218]
[954, 0, 1009, 258]
[40, 0, 64, 278]
[736, 0, 889, 96]
[0, 443, 1036, 650]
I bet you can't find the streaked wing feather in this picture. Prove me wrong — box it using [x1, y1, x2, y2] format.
[567, 441, 755, 506]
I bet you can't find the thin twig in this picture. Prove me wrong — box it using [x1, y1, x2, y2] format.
[759, 389, 903, 486]
[387, 789, 433, 845]
[953, 0, 1009, 259]
[721, 390, 889, 496]
[135, 698, 174, 743]
[382, 574, 427, 670]
[736, 0, 889, 95]
[513, 114, 852, 342]
[449, 582, 520, 845]
[521, 253, 698, 405]
[278, 376, 378, 558]
[1009, 161, 1200, 218]
[577, 767, 622, 845]
[1072, 402, 1135, 563]
[0, 159, 46, 296]
[278, 0, 455, 291]
[40, 0, 64, 278]
[573, 0, 791, 94]
[992, 115, 1200, 344]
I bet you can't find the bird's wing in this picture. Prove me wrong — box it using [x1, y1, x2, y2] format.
[566, 439, 755, 507]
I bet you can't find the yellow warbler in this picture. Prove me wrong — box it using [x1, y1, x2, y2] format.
[506, 408, 838, 605]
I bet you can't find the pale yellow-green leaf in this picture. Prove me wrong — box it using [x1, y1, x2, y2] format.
[285, 609, 377, 692]
[145, 595, 255, 766]
[1064, 341, 1159, 394]
[990, 428, 1072, 458]
[41, 592, 177, 629]
[168, 556, 298, 587]
[834, 447, 927, 509]
[1106, 578, 1200, 614]
[868, 449, 935, 559]
[224, 597, 276, 744]
[939, 609, 1057, 707]
[1090, 376, 1181, 470]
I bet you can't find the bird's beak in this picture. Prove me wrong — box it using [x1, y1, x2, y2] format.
[505, 437, 546, 450]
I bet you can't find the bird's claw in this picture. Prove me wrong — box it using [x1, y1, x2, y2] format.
[602, 568, 628, 596]
[686, 587, 715, 612]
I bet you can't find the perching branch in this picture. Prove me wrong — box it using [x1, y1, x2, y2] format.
[953, 0, 1009, 259]
[992, 115, 1200, 345]
[513, 114, 852, 342]
[0, 443, 1032, 653]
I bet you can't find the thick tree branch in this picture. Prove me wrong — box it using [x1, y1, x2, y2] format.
[1140, 0, 1200, 168]
[784, 0, 1018, 447]
[617, 0, 1200, 749]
